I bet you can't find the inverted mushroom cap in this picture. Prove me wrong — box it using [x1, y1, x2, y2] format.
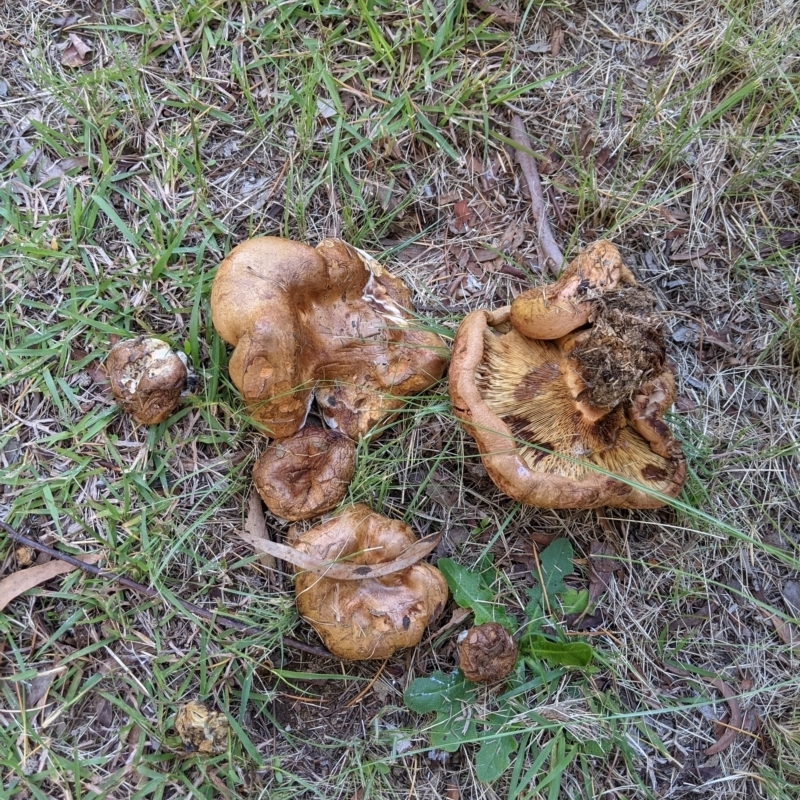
[449, 242, 685, 509]
[293, 504, 448, 660]
[106, 336, 188, 425]
[253, 426, 356, 521]
[210, 237, 447, 439]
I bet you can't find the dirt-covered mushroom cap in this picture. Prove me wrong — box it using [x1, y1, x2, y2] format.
[449, 242, 685, 509]
[510, 240, 635, 340]
[293, 504, 448, 660]
[210, 237, 447, 440]
[458, 623, 518, 683]
[106, 336, 188, 425]
[253, 426, 356, 521]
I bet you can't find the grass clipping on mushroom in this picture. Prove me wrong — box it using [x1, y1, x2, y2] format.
[449, 241, 686, 509]
[240, 504, 447, 660]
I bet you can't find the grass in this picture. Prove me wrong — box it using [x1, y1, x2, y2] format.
[1, 0, 800, 797]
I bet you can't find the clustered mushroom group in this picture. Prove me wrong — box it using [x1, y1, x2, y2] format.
[106, 234, 685, 669]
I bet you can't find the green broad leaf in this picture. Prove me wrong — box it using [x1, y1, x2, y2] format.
[525, 538, 576, 621]
[560, 588, 590, 615]
[475, 734, 518, 783]
[429, 712, 478, 752]
[404, 670, 473, 714]
[520, 635, 594, 668]
[437, 558, 516, 630]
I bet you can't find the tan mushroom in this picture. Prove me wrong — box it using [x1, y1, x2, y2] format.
[210, 237, 447, 440]
[449, 241, 685, 509]
[106, 336, 188, 425]
[253, 426, 356, 521]
[293, 504, 448, 660]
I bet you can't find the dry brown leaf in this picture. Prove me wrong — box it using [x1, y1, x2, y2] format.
[237, 527, 441, 580]
[469, 0, 520, 27]
[245, 490, 275, 570]
[587, 540, 618, 604]
[26, 666, 65, 708]
[61, 34, 92, 67]
[498, 220, 526, 253]
[452, 200, 470, 231]
[550, 26, 564, 57]
[0, 553, 101, 611]
[704, 678, 743, 755]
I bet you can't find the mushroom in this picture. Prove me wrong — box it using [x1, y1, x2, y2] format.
[253, 425, 356, 521]
[106, 336, 188, 425]
[292, 504, 448, 660]
[458, 623, 518, 683]
[449, 241, 685, 509]
[210, 237, 447, 440]
[174, 700, 229, 755]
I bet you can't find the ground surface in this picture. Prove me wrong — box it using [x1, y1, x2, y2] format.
[1, 1, 799, 798]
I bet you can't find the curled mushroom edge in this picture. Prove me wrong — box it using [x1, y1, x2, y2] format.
[449, 240, 686, 509]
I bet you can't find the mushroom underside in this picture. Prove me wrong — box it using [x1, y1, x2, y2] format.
[474, 325, 683, 503]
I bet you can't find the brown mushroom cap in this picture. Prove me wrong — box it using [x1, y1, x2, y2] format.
[106, 336, 188, 425]
[293, 504, 448, 660]
[449, 242, 685, 509]
[510, 240, 635, 340]
[458, 623, 518, 683]
[253, 426, 356, 521]
[210, 237, 447, 439]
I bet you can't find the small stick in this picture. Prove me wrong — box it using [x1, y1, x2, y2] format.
[509, 116, 564, 275]
[0, 520, 332, 660]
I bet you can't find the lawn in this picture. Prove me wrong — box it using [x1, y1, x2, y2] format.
[1, 0, 799, 798]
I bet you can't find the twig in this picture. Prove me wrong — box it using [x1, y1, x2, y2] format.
[509, 116, 564, 275]
[0, 520, 332, 659]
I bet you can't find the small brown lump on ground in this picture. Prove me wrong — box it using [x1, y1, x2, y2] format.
[174, 700, 229, 755]
[253, 426, 356, 521]
[106, 336, 188, 425]
[458, 622, 518, 683]
[293, 504, 448, 660]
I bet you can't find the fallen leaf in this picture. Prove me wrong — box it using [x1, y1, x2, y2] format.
[550, 26, 564, 57]
[245, 490, 275, 570]
[498, 221, 526, 253]
[237, 528, 442, 581]
[704, 678, 743, 755]
[669, 246, 713, 262]
[0, 553, 101, 611]
[469, 0, 520, 27]
[114, 7, 145, 23]
[61, 33, 92, 68]
[26, 667, 65, 708]
[452, 200, 470, 232]
[587, 540, 618, 604]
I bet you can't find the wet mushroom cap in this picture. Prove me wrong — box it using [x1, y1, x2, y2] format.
[253, 426, 356, 521]
[210, 237, 447, 439]
[106, 336, 188, 425]
[449, 242, 685, 509]
[293, 504, 448, 660]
